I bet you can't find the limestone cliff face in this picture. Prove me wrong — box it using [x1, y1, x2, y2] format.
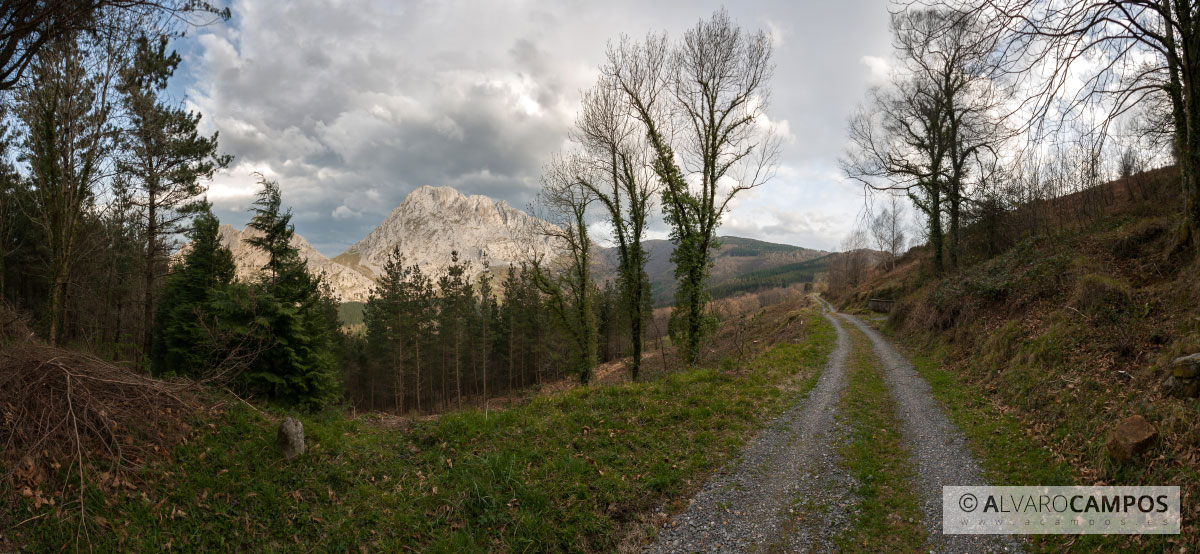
[333, 185, 559, 282]
[193, 186, 826, 305]
[212, 224, 377, 302]
[199, 186, 560, 302]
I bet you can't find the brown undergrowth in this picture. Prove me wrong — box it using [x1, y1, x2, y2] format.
[0, 339, 199, 543]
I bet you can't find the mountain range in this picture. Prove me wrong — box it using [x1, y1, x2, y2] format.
[207, 185, 829, 303]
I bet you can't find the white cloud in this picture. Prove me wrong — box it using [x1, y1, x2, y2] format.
[176, 0, 892, 255]
[332, 205, 361, 220]
[765, 20, 786, 47]
[860, 55, 891, 85]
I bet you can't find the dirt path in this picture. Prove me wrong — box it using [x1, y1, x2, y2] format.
[646, 299, 856, 553]
[839, 309, 1024, 553]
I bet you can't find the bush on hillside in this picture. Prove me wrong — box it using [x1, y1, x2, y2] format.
[1069, 273, 1133, 322]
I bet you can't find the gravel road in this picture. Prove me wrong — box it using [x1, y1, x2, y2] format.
[840, 311, 1024, 553]
[645, 300, 856, 553]
[646, 297, 1023, 553]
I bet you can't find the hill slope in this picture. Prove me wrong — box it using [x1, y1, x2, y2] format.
[626, 236, 828, 305]
[833, 166, 1199, 550]
[8, 296, 835, 552]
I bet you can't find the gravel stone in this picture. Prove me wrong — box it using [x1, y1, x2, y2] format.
[840, 311, 1024, 553]
[645, 301, 856, 553]
[646, 298, 1026, 553]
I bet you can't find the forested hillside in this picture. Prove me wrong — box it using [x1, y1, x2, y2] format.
[630, 236, 828, 306]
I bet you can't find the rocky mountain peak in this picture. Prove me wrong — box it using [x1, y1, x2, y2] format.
[333, 186, 558, 284]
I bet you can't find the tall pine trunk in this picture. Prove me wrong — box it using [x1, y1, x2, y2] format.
[143, 193, 157, 360]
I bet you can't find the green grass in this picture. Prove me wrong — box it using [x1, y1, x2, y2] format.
[14, 311, 837, 553]
[834, 321, 926, 552]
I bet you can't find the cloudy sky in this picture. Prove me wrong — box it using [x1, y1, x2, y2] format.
[173, 0, 895, 255]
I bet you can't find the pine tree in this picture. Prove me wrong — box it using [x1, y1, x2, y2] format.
[151, 205, 235, 377]
[116, 34, 231, 359]
[364, 247, 415, 412]
[0, 105, 19, 301]
[242, 176, 338, 409]
[476, 263, 495, 399]
[19, 38, 110, 344]
[437, 251, 471, 408]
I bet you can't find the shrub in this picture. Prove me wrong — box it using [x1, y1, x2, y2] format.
[980, 320, 1024, 373]
[1069, 273, 1133, 322]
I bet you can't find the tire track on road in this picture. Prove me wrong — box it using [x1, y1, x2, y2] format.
[646, 301, 854, 553]
[839, 308, 1024, 553]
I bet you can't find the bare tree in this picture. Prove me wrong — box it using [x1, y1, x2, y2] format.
[531, 155, 598, 385]
[870, 193, 908, 270]
[844, 7, 1007, 271]
[0, 1, 228, 90]
[571, 75, 658, 381]
[603, 9, 781, 364]
[828, 226, 872, 293]
[931, 0, 1200, 249]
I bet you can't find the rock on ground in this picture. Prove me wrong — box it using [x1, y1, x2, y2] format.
[277, 417, 305, 459]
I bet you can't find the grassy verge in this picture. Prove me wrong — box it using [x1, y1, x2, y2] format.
[13, 310, 836, 553]
[889, 330, 1177, 553]
[834, 320, 925, 552]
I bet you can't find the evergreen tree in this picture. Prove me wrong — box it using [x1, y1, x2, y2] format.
[242, 176, 338, 409]
[116, 33, 231, 359]
[476, 263, 496, 398]
[0, 103, 19, 301]
[151, 205, 235, 377]
[364, 248, 414, 412]
[437, 251, 471, 408]
[18, 37, 111, 344]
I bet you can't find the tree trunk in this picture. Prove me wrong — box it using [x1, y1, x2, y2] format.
[393, 338, 403, 414]
[684, 255, 705, 365]
[630, 301, 642, 382]
[455, 326, 462, 408]
[48, 272, 67, 346]
[143, 195, 157, 362]
[508, 315, 516, 392]
[415, 337, 422, 414]
[930, 187, 944, 275]
[949, 187, 960, 269]
[481, 324, 488, 400]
